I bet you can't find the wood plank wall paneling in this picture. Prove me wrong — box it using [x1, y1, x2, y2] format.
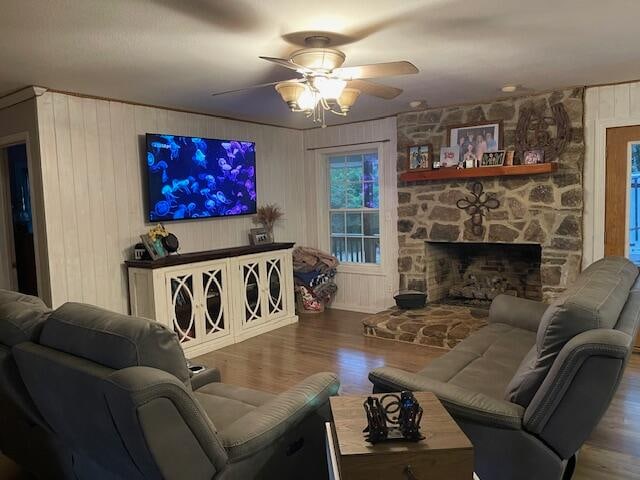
[36, 92, 306, 313]
[303, 117, 398, 313]
[584, 81, 640, 267]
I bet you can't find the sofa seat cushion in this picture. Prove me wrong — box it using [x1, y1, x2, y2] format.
[0, 290, 49, 346]
[194, 383, 275, 431]
[419, 323, 537, 399]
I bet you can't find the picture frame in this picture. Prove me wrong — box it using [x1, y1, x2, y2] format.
[140, 233, 168, 260]
[249, 227, 271, 246]
[504, 150, 515, 166]
[447, 121, 503, 165]
[523, 149, 545, 165]
[439, 146, 460, 168]
[408, 144, 432, 170]
[480, 150, 506, 167]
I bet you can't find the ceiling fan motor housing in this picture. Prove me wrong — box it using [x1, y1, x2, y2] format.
[289, 48, 346, 72]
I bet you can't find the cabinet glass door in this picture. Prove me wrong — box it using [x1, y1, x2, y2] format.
[242, 261, 262, 323]
[168, 273, 197, 346]
[266, 257, 285, 317]
[202, 267, 229, 339]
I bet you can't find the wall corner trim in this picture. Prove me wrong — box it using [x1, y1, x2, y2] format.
[0, 86, 48, 110]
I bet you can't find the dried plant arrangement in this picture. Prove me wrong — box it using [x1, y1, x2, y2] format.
[253, 204, 284, 239]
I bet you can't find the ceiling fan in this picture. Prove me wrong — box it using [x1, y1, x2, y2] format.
[211, 35, 419, 126]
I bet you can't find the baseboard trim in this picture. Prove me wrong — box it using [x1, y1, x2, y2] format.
[328, 303, 387, 314]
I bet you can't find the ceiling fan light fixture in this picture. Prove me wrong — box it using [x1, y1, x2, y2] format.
[313, 76, 346, 99]
[338, 88, 361, 112]
[289, 48, 346, 71]
[275, 81, 305, 109]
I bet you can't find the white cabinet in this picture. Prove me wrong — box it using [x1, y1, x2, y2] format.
[127, 245, 297, 357]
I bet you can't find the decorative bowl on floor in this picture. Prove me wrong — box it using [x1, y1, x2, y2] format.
[394, 290, 427, 309]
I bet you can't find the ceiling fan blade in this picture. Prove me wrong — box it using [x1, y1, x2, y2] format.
[334, 61, 418, 80]
[211, 79, 301, 97]
[348, 79, 403, 100]
[259, 56, 310, 73]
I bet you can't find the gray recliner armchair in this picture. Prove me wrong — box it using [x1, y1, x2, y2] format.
[369, 257, 640, 480]
[11, 301, 339, 480]
[0, 290, 74, 478]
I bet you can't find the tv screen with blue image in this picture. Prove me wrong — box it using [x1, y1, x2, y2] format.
[145, 134, 257, 222]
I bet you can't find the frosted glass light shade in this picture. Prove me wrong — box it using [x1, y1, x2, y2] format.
[338, 88, 360, 112]
[275, 82, 305, 109]
[297, 86, 318, 111]
[313, 77, 346, 99]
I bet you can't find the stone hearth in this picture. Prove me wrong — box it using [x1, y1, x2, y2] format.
[396, 88, 584, 301]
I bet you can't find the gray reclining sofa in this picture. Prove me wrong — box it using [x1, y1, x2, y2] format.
[0, 291, 339, 479]
[369, 256, 640, 480]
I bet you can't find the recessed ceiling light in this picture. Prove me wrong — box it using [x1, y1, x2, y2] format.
[409, 100, 425, 108]
[501, 85, 519, 93]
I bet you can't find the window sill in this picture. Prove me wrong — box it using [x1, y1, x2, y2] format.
[336, 263, 385, 276]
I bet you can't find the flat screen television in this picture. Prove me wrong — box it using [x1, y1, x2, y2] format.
[145, 133, 256, 222]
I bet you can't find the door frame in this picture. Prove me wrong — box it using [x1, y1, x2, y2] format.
[590, 118, 640, 263]
[0, 147, 18, 290]
[0, 132, 45, 297]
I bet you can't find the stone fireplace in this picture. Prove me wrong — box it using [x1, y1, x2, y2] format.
[396, 88, 585, 301]
[425, 241, 542, 305]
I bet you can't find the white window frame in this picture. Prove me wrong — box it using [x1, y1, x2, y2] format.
[314, 142, 387, 276]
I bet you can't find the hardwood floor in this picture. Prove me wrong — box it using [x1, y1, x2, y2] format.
[196, 308, 640, 480]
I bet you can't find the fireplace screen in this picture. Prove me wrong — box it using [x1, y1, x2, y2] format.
[425, 242, 542, 306]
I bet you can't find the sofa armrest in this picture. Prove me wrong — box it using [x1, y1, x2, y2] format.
[191, 367, 221, 390]
[218, 372, 340, 461]
[489, 294, 549, 332]
[369, 367, 524, 430]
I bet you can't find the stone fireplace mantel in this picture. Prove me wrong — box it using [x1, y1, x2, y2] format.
[396, 88, 584, 301]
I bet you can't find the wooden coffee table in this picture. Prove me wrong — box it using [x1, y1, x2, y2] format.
[326, 392, 473, 480]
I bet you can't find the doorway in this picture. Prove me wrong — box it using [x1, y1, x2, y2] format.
[0, 144, 38, 295]
[605, 126, 640, 259]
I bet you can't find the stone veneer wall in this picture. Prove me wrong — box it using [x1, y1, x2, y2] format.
[397, 88, 584, 301]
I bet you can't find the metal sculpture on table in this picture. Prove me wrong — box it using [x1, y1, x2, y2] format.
[363, 391, 425, 444]
[456, 181, 500, 236]
[515, 102, 571, 162]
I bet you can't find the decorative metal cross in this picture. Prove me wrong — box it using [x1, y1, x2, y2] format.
[456, 181, 500, 235]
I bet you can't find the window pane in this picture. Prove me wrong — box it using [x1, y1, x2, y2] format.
[330, 212, 345, 234]
[346, 183, 363, 208]
[363, 153, 378, 182]
[346, 212, 362, 234]
[364, 238, 381, 264]
[363, 212, 380, 236]
[330, 185, 346, 208]
[364, 182, 379, 208]
[331, 237, 346, 261]
[346, 155, 363, 182]
[346, 237, 363, 263]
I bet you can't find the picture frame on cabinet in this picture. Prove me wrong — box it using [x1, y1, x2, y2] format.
[140, 233, 168, 260]
[249, 227, 271, 245]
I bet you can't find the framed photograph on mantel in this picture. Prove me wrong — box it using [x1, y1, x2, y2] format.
[480, 150, 506, 167]
[448, 121, 503, 165]
[408, 144, 432, 170]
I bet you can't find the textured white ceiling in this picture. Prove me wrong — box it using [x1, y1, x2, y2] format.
[1, 0, 639, 129]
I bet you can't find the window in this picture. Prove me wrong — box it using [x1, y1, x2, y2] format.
[328, 150, 380, 264]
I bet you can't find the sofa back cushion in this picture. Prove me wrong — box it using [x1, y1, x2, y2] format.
[0, 290, 49, 347]
[40, 302, 190, 387]
[505, 257, 638, 406]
